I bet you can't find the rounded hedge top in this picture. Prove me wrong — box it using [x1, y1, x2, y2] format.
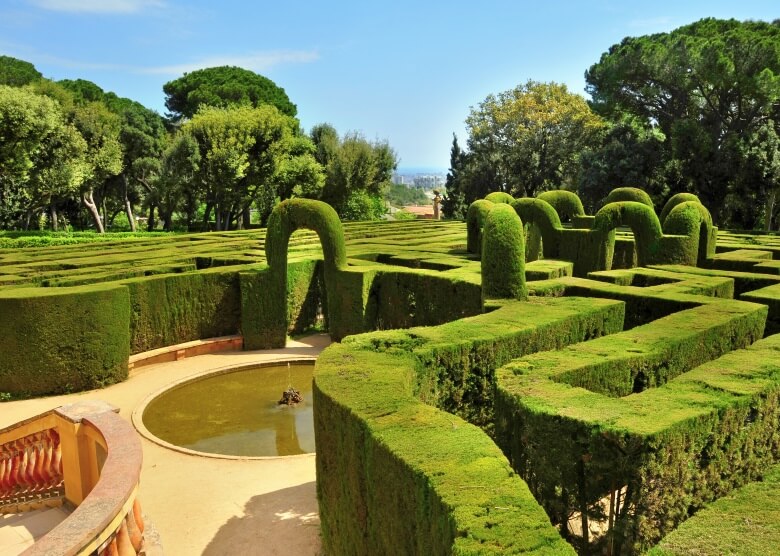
[466, 199, 495, 254]
[537, 190, 585, 221]
[594, 201, 664, 244]
[603, 187, 654, 210]
[484, 191, 515, 204]
[663, 200, 713, 236]
[265, 198, 347, 271]
[481, 203, 527, 300]
[660, 193, 702, 224]
[510, 198, 563, 232]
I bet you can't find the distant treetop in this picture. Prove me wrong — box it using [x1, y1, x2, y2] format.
[162, 66, 297, 121]
[0, 55, 42, 87]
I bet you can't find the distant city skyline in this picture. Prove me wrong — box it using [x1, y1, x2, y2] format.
[1, 1, 777, 169]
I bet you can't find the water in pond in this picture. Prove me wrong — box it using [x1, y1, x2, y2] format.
[142, 362, 315, 457]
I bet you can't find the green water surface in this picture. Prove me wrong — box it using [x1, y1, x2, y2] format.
[143, 362, 315, 457]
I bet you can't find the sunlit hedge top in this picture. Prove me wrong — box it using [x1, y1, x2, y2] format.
[265, 198, 347, 272]
[537, 190, 585, 221]
[604, 186, 654, 210]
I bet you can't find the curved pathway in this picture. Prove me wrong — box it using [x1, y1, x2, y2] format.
[0, 334, 330, 555]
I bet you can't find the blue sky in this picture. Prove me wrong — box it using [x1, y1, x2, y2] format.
[1, 1, 777, 171]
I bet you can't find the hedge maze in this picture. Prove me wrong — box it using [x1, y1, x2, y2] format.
[4, 191, 780, 553]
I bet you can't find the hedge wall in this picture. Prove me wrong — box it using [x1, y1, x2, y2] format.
[124, 267, 242, 354]
[314, 295, 625, 555]
[649, 462, 780, 555]
[481, 204, 527, 301]
[494, 298, 769, 554]
[0, 284, 130, 396]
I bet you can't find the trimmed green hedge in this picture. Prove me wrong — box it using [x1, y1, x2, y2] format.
[0, 284, 130, 396]
[603, 187, 654, 209]
[484, 191, 515, 204]
[481, 204, 527, 301]
[537, 190, 585, 222]
[123, 267, 242, 354]
[659, 192, 701, 225]
[466, 199, 495, 254]
[649, 462, 780, 555]
[368, 269, 483, 330]
[263, 199, 347, 345]
[494, 298, 769, 554]
[315, 295, 625, 555]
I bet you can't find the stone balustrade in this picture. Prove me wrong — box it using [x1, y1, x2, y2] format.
[0, 400, 156, 556]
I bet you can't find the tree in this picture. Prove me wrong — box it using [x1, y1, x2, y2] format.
[465, 80, 605, 198]
[163, 66, 297, 122]
[0, 56, 42, 87]
[312, 125, 398, 220]
[55, 79, 173, 231]
[70, 101, 124, 233]
[586, 18, 780, 224]
[184, 105, 323, 230]
[442, 133, 468, 218]
[578, 118, 667, 212]
[0, 85, 89, 229]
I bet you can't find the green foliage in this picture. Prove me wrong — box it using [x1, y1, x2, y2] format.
[184, 105, 324, 231]
[315, 296, 625, 555]
[262, 199, 347, 345]
[603, 187, 655, 209]
[385, 183, 429, 207]
[442, 133, 469, 218]
[536, 190, 585, 222]
[466, 80, 605, 198]
[339, 190, 387, 221]
[495, 299, 769, 554]
[659, 192, 701, 224]
[481, 204, 527, 300]
[593, 201, 662, 267]
[649, 463, 780, 555]
[586, 18, 780, 226]
[465, 199, 494, 254]
[312, 125, 398, 220]
[123, 268, 241, 354]
[0, 56, 42, 87]
[484, 191, 515, 204]
[511, 197, 565, 260]
[163, 65, 296, 121]
[0, 85, 89, 229]
[0, 284, 130, 396]
[578, 119, 668, 212]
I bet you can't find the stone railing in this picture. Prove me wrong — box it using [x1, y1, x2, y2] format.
[0, 400, 156, 555]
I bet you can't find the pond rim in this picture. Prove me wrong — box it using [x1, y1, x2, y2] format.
[131, 355, 318, 461]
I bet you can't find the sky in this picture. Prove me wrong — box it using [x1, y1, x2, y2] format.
[1, 1, 778, 172]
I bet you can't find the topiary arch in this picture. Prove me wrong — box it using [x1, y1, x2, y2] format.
[262, 199, 347, 345]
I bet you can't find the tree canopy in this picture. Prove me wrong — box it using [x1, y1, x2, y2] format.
[0, 56, 42, 87]
[311, 124, 398, 220]
[163, 66, 297, 122]
[585, 18, 780, 226]
[183, 104, 323, 230]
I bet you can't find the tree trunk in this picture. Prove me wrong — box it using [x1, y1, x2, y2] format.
[242, 205, 251, 229]
[162, 210, 173, 231]
[766, 189, 776, 232]
[101, 195, 108, 232]
[82, 190, 105, 233]
[123, 175, 137, 232]
[50, 204, 58, 231]
[147, 203, 157, 232]
[203, 203, 213, 230]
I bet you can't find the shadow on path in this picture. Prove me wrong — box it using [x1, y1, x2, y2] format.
[202, 481, 320, 555]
